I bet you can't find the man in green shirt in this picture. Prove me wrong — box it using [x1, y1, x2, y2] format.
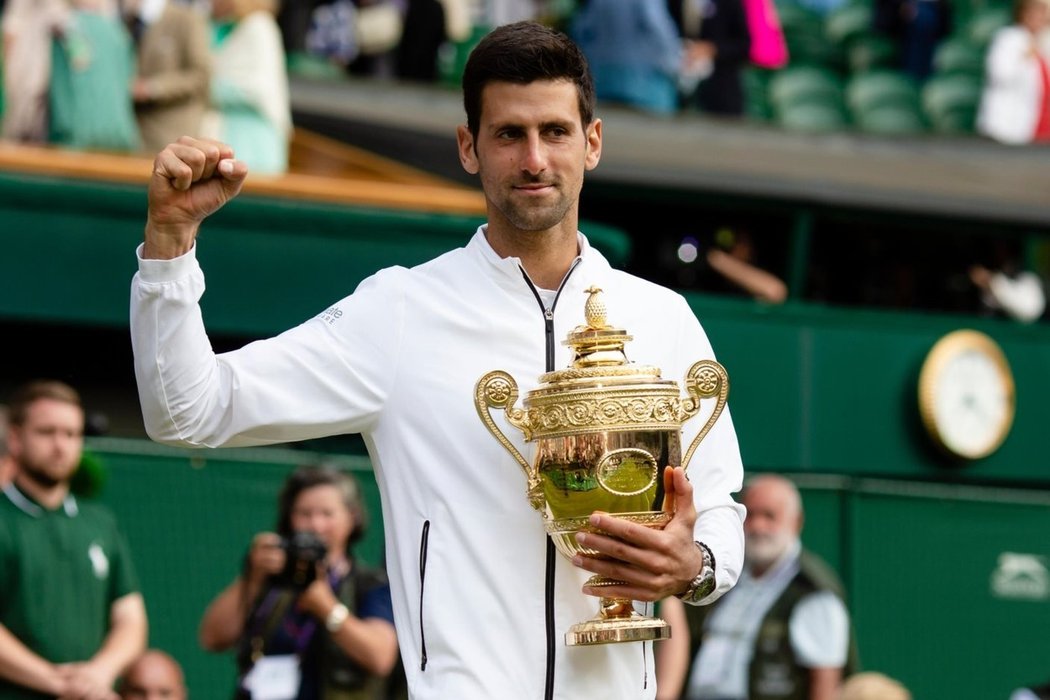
[0, 380, 147, 699]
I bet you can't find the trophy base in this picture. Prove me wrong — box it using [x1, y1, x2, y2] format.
[565, 613, 671, 646]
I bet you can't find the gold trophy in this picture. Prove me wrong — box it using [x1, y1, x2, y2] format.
[474, 287, 729, 646]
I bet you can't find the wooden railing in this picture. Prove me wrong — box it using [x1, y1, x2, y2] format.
[0, 128, 486, 215]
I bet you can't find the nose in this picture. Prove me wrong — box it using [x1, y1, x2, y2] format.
[521, 133, 547, 175]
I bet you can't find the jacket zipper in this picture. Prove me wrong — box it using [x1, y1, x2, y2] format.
[418, 519, 430, 671]
[520, 259, 581, 700]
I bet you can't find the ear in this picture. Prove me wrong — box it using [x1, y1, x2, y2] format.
[456, 124, 479, 175]
[584, 118, 602, 171]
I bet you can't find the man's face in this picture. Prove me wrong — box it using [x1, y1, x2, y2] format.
[120, 656, 186, 700]
[9, 399, 84, 489]
[742, 480, 801, 572]
[457, 79, 601, 235]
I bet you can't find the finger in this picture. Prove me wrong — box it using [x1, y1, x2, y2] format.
[152, 147, 197, 192]
[669, 467, 697, 521]
[217, 157, 249, 198]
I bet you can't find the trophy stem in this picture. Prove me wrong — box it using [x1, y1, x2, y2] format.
[565, 585, 671, 646]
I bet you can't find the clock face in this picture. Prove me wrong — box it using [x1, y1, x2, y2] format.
[918, 330, 1015, 460]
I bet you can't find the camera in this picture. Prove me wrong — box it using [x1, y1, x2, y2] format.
[272, 530, 328, 590]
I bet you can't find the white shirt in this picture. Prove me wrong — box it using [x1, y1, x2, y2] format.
[686, 540, 850, 700]
[131, 228, 746, 699]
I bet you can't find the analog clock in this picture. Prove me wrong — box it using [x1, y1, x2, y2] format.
[917, 329, 1015, 460]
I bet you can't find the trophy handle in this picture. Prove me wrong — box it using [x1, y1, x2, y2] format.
[679, 360, 730, 473]
[474, 371, 544, 511]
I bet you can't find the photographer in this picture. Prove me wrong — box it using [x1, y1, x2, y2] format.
[198, 466, 398, 700]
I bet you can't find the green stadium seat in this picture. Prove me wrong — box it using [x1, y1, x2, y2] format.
[855, 103, 927, 133]
[825, 3, 874, 46]
[922, 74, 982, 132]
[966, 7, 1012, 46]
[779, 4, 844, 66]
[777, 100, 849, 132]
[769, 66, 845, 111]
[286, 52, 347, 81]
[845, 70, 920, 115]
[847, 33, 899, 73]
[932, 37, 986, 77]
[743, 68, 776, 121]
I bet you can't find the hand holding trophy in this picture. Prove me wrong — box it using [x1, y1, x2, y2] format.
[474, 287, 729, 645]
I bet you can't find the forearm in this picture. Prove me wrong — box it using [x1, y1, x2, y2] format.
[199, 579, 255, 651]
[707, 250, 787, 303]
[330, 616, 399, 676]
[809, 666, 844, 700]
[0, 624, 62, 695]
[90, 593, 147, 682]
[654, 597, 690, 700]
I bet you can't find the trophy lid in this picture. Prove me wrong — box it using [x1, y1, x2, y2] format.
[563, 286, 634, 368]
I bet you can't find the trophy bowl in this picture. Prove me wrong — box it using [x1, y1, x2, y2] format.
[474, 287, 728, 646]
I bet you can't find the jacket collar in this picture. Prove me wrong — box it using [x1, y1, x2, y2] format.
[468, 224, 600, 294]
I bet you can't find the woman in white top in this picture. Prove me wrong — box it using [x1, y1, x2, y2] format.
[202, 0, 291, 174]
[977, 0, 1050, 144]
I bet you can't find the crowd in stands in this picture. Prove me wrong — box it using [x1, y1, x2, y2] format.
[2, 0, 1049, 157]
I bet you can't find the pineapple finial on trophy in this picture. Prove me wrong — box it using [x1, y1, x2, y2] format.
[583, 286, 607, 329]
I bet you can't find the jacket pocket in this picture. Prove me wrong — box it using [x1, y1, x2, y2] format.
[418, 519, 430, 671]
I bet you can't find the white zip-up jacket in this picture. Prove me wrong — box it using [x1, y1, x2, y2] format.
[131, 227, 745, 700]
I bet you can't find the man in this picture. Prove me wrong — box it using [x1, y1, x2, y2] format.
[118, 650, 187, 700]
[130, 21, 745, 699]
[124, 0, 211, 154]
[0, 380, 148, 699]
[0, 405, 15, 485]
[657, 474, 853, 700]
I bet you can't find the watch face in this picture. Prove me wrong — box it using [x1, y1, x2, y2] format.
[919, 330, 1015, 460]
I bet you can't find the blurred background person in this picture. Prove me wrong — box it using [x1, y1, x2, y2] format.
[656, 474, 853, 700]
[0, 379, 147, 699]
[118, 649, 187, 700]
[1, 0, 71, 142]
[704, 228, 788, 303]
[570, 0, 683, 115]
[837, 672, 911, 700]
[670, 0, 753, 117]
[874, 0, 952, 81]
[198, 465, 399, 700]
[0, 405, 13, 486]
[124, 0, 212, 154]
[977, 0, 1050, 144]
[48, 0, 141, 151]
[968, 238, 1046, 323]
[201, 0, 290, 174]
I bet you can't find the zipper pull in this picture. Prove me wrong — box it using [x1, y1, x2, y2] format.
[545, 308, 554, 321]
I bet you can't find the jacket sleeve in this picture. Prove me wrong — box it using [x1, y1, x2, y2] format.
[130, 244, 404, 448]
[673, 294, 746, 604]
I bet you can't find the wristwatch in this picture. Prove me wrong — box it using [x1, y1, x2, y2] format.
[675, 541, 716, 604]
[325, 603, 350, 633]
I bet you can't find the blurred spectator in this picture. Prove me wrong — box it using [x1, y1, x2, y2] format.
[874, 0, 952, 81]
[1, 0, 70, 142]
[49, 0, 141, 151]
[570, 0, 683, 114]
[0, 404, 12, 486]
[656, 474, 853, 700]
[969, 240, 1046, 323]
[0, 379, 147, 699]
[124, 0, 212, 154]
[277, 0, 327, 54]
[837, 672, 911, 700]
[117, 649, 187, 700]
[670, 0, 752, 117]
[977, 0, 1050, 144]
[198, 465, 399, 700]
[704, 227, 788, 303]
[396, 0, 450, 82]
[202, 0, 290, 174]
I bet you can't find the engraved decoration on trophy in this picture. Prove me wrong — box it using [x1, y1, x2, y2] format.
[474, 286, 729, 646]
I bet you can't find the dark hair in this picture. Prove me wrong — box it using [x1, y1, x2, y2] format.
[275, 465, 368, 549]
[7, 380, 82, 426]
[462, 21, 596, 138]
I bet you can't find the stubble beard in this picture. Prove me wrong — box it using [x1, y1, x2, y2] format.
[17, 455, 76, 490]
[495, 177, 573, 233]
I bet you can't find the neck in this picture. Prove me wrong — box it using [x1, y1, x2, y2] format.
[14, 473, 70, 510]
[485, 224, 580, 290]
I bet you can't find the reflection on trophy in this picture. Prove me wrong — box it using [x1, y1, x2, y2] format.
[474, 286, 729, 646]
